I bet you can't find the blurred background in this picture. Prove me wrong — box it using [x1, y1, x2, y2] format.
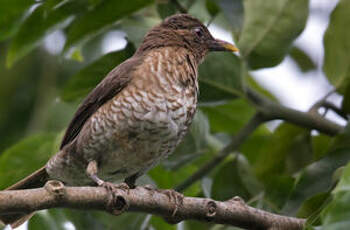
[1, 0, 350, 229]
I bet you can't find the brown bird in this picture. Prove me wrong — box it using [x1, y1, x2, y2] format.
[0, 14, 238, 227]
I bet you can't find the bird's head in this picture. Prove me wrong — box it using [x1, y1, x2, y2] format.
[137, 14, 238, 63]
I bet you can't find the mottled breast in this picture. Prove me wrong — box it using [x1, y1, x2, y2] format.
[48, 47, 199, 185]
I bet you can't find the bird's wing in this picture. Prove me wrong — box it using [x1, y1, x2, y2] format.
[60, 56, 142, 149]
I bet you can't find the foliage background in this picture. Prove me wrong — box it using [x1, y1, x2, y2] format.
[0, 0, 349, 229]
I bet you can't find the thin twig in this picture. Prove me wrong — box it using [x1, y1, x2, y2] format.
[0, 181, 306, 230]
[309, 89, 336, 114]
[322, 101, 348, 120]
[175, 113, 264, 192]
[310, 99, 347, 121]
[307, 88, 348, 120]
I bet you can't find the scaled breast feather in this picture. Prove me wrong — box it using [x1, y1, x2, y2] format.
[60, 56, 142, 149]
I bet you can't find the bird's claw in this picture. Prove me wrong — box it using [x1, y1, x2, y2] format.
[161, 189, 184, 217]
[116, 182, 132, 194]
[100, 182, 118, 211]
[100, 182, 130, 215]
[101, 181, 117, 192]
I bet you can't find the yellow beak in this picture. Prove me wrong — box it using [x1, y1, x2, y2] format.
[209, 39, 239, 52]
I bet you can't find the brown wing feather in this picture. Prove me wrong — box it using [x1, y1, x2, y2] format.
[60, 56, 142, 149]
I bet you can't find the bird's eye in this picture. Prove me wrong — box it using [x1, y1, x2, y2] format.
[193, 27, 204, 38]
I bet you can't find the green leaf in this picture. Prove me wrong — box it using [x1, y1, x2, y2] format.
[0, 0, 35, 41]
[201, 99, 255, 134]
[238, 0, 309, 69]
[332, 162, 350, 196]
[263, 175, 295, 210]
[61, 43, 135, 102]
[184, 220, 212, 230]
[205, 0, 220, 17]
[63, 0, 153, 52]
[235, 154, 263, 196]
[60, 209, 146, 230]
[6, 0, 85, 67]
[199, 52, 243, 103]
[282, 148, 350, 216]
[289, 46, 316, 72]
[28, 210, 67, 230]
[0, 133, 57, 189]
[312, 134, 333, 160]
[327, 124, 350, 154]
[321, 162, 350, 229]
[250, 123, 314, 210]
[323, 0, 350, 93]
[187, 0, 211, 23]
[254, 123, 312, 177]
[157, 2, 177, 19]
[150, 215, 176, 230]
[296, 192, 330, 221]
[62, 210, 106, 229]
[218, 0, 244, 38]
[211, 157, 251, 201]
[240, 125, 272, 165]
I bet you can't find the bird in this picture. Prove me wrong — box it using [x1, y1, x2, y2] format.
[0, 14, 238, 228]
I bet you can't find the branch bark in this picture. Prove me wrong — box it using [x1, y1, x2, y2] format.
[246, 88, 344, 136]
[0, 180, 305, 230]
[310, 100, 348, 120]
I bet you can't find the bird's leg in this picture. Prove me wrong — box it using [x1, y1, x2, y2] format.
[86, 160, 118, 209]
[86, 160, 124, 212]
[124, 173, 138, 189]
[86, 160, 131, 192]
[86, 161, 130, 215]
[86, 160, 114, 188]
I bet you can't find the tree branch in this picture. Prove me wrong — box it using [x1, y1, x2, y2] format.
[310, 100, 348, 121]
[175, 113, 264, 192]
[322, 101, 348, 120]
[0, 180, 305, 230]
[246, 88, 344, 136]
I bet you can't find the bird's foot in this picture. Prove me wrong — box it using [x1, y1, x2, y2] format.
[116, 182, 132, 194]
[99, 182, 129, 215]
[143, 184, 156, 190]
[161, 189, 184, 218]
[100, 181, 117, 193]
[141, 185, 183, 217]
[86, 161, 129, 214]
[100, 181, 118, 211]
[100, 181, 131, 193]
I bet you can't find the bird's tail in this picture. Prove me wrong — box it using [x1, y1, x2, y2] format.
[0, 166, 49, 228]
